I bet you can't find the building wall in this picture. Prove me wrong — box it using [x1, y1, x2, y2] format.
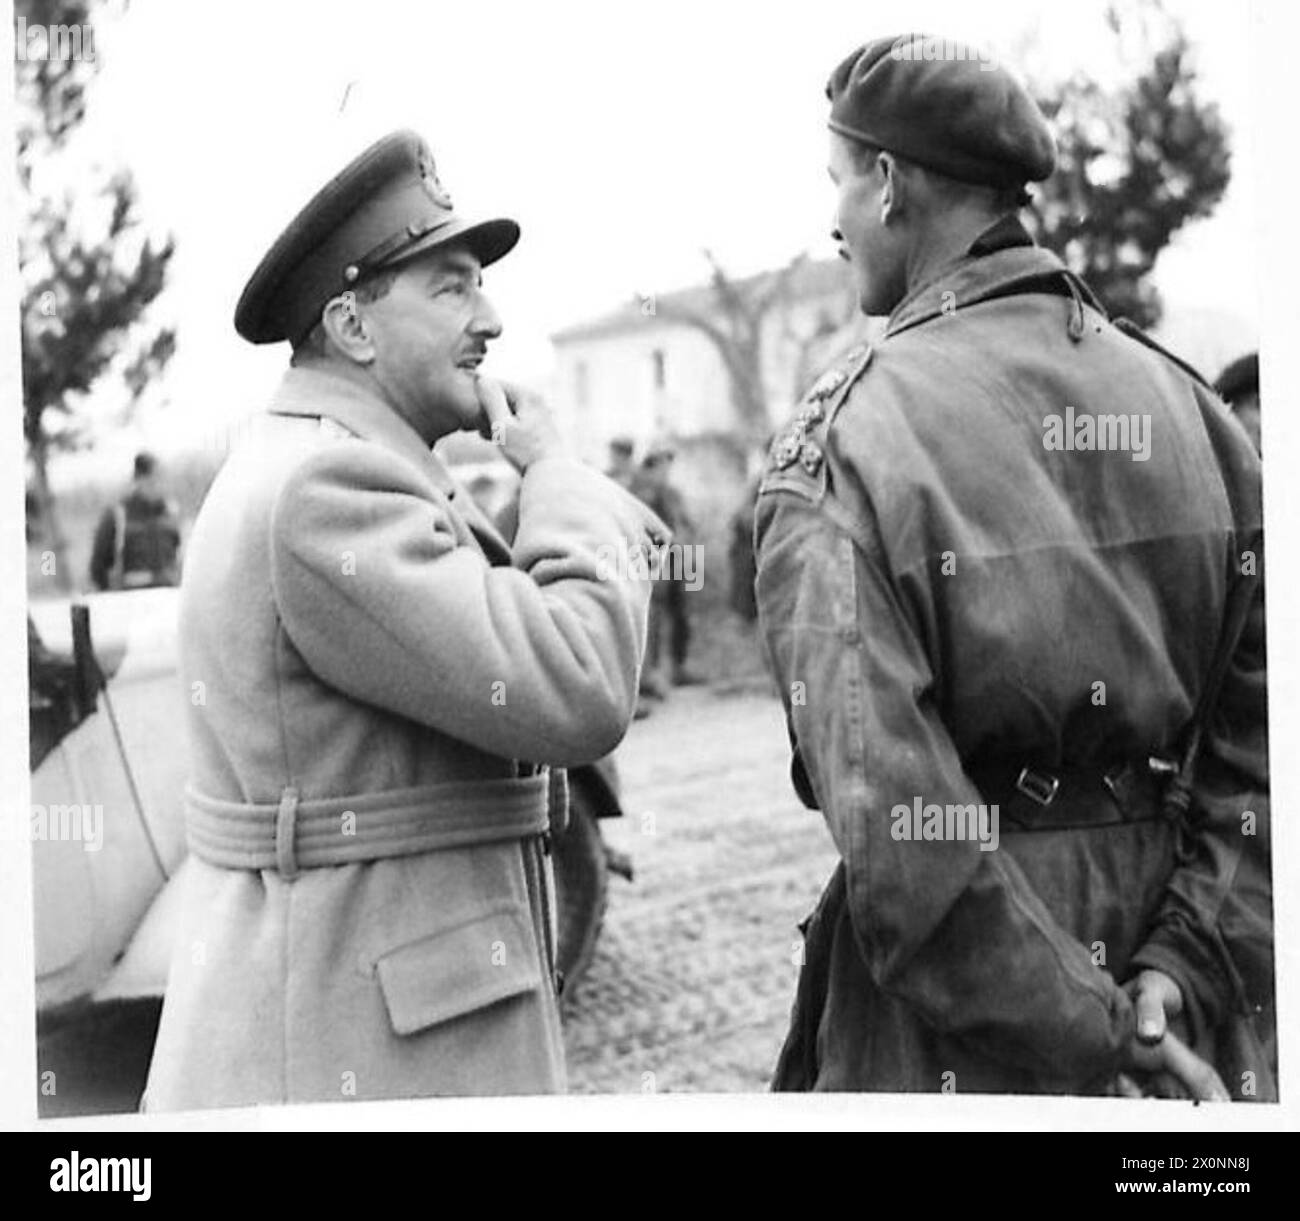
[553, 322, 732, 463]
[552, 287, 864, 463]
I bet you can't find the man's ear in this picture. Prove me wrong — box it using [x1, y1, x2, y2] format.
[877, 151, 900, 223]
[320, 291, 375, 364]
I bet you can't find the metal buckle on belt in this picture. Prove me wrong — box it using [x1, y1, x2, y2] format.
[1015, 767, 1060, 806]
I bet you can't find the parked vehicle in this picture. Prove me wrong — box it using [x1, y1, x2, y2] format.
[29, 590, 189, 1116]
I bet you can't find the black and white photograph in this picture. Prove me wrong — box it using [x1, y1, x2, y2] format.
[1, 0, 1295, 1160]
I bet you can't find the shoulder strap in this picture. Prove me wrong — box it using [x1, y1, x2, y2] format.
[1162, 558, 1261, 820]
[1161, 549, 1266, 1020]
[1112, 315, 1249, 780]
[1113, 316, 1216, 394]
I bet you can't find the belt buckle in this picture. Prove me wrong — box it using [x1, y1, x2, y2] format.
[1015, 766, 1059, 807]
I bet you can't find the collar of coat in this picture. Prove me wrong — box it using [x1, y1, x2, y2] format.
[885, 213, 1104, 341]
[265, 365, 514, 564]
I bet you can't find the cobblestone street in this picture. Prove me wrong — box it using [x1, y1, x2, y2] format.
[561, 685, 838, 1093]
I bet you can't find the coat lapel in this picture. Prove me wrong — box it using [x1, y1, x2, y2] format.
[426, 446, 514, 566]
[266, 367, 514, 565]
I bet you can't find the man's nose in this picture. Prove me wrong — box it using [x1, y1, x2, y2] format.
[470, 293, 503, 339]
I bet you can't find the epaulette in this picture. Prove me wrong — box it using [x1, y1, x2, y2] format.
[1113, 317, 1216, 394]
[766, 343, 875, 477]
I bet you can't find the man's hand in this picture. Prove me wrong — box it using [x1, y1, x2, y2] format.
[1122, 1029, 1230, 1101]
[1125, 968, 1186, 1045]
[1119, 968, 1227, 1100]
[475, 377, 563, 472]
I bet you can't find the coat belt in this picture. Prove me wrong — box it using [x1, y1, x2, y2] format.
[185, 773, 553, 878]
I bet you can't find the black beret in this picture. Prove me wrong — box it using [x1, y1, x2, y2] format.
[1214, 352, 1259, 404]
[235, 130, 520, 346]
[826, 35, 1056, 189]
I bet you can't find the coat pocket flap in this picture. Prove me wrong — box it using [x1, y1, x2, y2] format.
[375, 905, 542, 1036]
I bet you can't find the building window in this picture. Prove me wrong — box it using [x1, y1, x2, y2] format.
[651, 349, 666, 391]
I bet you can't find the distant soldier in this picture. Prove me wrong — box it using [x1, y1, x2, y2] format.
[605, 435, 637, 491]
[635, 441, 704, 689]
[1215, 351, 1260, 454]
[88, 451, 182, 590]
[756, 36, 1269, 1098]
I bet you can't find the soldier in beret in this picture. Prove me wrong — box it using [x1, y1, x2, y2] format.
[144, 131, 665, 1108]
[756, 37, 1270, 1097]
[1216, 351, 1261, 454]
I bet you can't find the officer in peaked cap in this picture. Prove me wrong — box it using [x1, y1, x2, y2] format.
[145, 130, 666, 1109]
[756, 35, 1269, 1100]
[233, 130, 519, 347]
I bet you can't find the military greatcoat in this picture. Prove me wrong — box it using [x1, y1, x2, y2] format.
[144, 366, 660, 1108]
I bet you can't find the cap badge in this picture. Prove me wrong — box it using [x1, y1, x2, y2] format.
[420, 166, 454, 210]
